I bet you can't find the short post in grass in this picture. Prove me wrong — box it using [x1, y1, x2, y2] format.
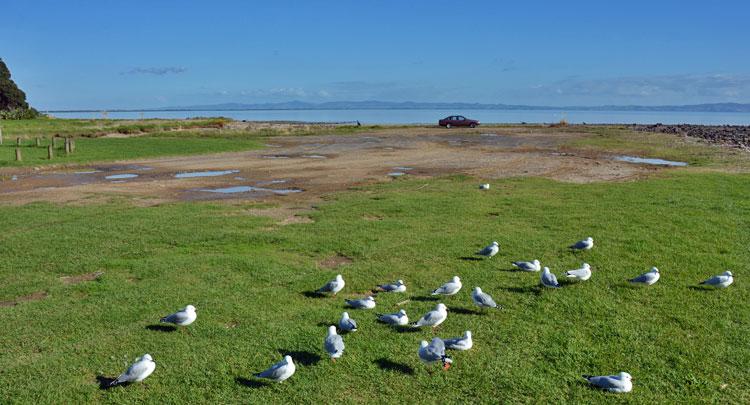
[16, 137, 22, 146]
[15, 148, 22, 161]
[70, 138, 76, 153]
[0, 127, 3, 145]
[36, 137, 41, 147]
[47, 144, 54, 160]
[64, 138, 71, 155]
[51, 136, 57, 148]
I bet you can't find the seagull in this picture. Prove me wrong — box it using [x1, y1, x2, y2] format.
[476, 241, 499, 258]
[628, 267, 660, 286]
[582, 372, 633, 393]
[443, 331, 473, 351]
[431, 276, 462, 296]
[160, 305, 197, 326]
[339, 312, 358, 332]
[375, 279, 406, 293]
[565, 263, 592, 281]
[569, 237, 594, 250]
[512, 259, 541, 272]
[110, 354, 156, 386]
[418, 338, 453, 371]
[479, 183, 490, 190]
[471, 287, 500, 310]
[317, 274, 345, 296]
[345, 296, 376, 309]
[413, 303, 448, 329]
[254, 355, 296, 382]
[700, 271, 734, 288]
[377, 309, 409, 326]
[324, 325, 345, 361]
[540, 267, 560, 288]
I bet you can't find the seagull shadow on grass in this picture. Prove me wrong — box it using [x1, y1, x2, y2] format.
[394, 325, 421, 333]
[374, 358, 415, 375]
[687, 285, 712, 292]
[449, 307, 484, 316]
[277, 349, 321, 366]
[411, 296, 439, 302]
[235, 377, 269, 389]
[96, 376, 122, 390]
[145, 324, 177, 332]
[301, 291, 326, 298]
[459, 256, 483, 261]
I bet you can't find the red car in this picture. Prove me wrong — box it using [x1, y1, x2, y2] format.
[438, 115, 480, 128]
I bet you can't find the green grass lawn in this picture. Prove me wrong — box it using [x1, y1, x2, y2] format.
[0, 172, 748, 403]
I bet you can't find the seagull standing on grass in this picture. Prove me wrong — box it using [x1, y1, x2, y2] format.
[700, 271, 734, 288]
[317, 274, 345, 296]
[110, 354, 156, 386]
[565, 263, 592, 281]
[254, 355, 295, 382]
[443, 331, 473, 351]
[471, 287, 500, 310]
[160, 305, 197, 327]
[477, 241, 499, 258]
[431, 276, 462, 296]
[413, 303, 448, 330]
[479, 183, 490, 190]
[377, 309, 409, 326]
[324, 325, 345, 361]
[569, 237, 594, 251]
[628, 267, 660, 286]
[540, 267, 560, 288]
[345, 296, 376, 309]
[418, 338, 453, 371]
[375, 279, 406, 293]
[582, 372, 633, 393]
[512, 259, 541, 272]
[339, 312, 358, 332]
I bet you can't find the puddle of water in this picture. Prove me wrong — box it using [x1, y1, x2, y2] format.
[302, 155, 327, 159]
[234, 176, 246, 180]
[201, 186, 302, 195]
[614, 156, 688, 167]
[75, 170, 102, 174]
[11, 175, 18, 181]
[105, 174, 139, 180]
[388, 172, 406, 177]
[262, 155, 290, 159]
[175, 169, 239, 179]
[256, 179, 288, 185]
[393, 166, 413, 171]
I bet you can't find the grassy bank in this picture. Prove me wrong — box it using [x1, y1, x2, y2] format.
[0, 172, 747, 403]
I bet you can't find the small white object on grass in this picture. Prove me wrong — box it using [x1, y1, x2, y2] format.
[569, 237, 594, 250]
[160, 305, 197, 326]
[324, 325, 345, 360]
[700, 271, 733, 288]
[345, 296, 376, 309]
[431, 276, 462, 296]
[413, 303, 448, 329]
[443, 331, 473, 351]
[254, 355, 295, 382]
[110, 354, 156, 386]
[540, 267, 560, 288]
[377, 309, 409, 326]
[628, 267, 660, 286]
[376, 279, 406, 293]
[565, 263, 592, 281]
[512, 259, 541, 272]
[418, 338, 452, 370]
[583, 372, 633, 393]
[476, 241, 499, 258]
[317, 274, 345, 296]
[479, 183, 490, 190]
[471, 287, 500, 309]
[339, 312, 358, 332]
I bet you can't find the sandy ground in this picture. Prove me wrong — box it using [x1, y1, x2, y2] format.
[0, 127, 665, 206]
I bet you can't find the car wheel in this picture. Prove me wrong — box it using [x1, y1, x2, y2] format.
[470, 123, 476, 128]
[446, 124, 452, 128]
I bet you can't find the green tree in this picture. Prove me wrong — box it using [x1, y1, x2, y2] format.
[0, 58, 30, 111]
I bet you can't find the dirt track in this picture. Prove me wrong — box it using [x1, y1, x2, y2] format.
[0, 127, 666, 206]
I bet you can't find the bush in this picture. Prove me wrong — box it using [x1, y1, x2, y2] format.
[0, 107, 41, 120]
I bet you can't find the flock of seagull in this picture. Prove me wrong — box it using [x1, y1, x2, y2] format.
[108, 232, 735, 394]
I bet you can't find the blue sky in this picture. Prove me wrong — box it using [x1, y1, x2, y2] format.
[3, 1, 749, 109]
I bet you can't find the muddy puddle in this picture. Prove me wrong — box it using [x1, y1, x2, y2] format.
[105, 174, 139, 180]
[175, 169, 240, 179]
[614, 156, 688, 166]
[200, 185, 302, 195]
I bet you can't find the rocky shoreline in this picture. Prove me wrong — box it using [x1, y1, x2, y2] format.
[628, 124, 750, 149]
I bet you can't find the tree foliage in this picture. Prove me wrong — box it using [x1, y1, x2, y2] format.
[0, 58, 38, 118]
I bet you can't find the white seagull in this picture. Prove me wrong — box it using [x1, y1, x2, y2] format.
[413, 303, 448, 329]
[324, 325, 345, 361]
[254, 355, 296, 382]
[345, 296, 376, 309]
[479, 183, 490, 190]
[512, 259, 541, 272]
[540, 267, 560, 288]
[375, 279, 406, 293]
[471, 287, 500, 310]
[583, 372, 633, 393]
[476, 241, 500, 258]
[418, 338, 453, 370]
[160, 305, 197, 326]
[700, 271, 734, 288]
[110, 354, 156, 386]
[569, 237, 594, 250]
[317, 274, 345, 296]
[431, 276, 462, 296]
[377, 309, 409, 326]
[565, 263, 592, 281]
[628, 267, 660, 286]
[339, 312, 358, 332]
[443, 331, 473, 351]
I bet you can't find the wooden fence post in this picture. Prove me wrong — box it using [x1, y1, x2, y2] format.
[0, 127, 3, 145]
[48, 144, 54, 159]
[51, 136, 56, 148]
[70, 138, 76, 153]
[65, 137, 71, 155]
[15, 148, 22, 161]
[16, 137, 22, 146]
[36, 137, 41, 147]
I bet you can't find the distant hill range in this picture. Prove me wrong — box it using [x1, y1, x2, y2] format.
[47, 101, 750, 113]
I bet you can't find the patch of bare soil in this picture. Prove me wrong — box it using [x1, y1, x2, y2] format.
[60, 271, 104, 285]
[0, 291, 48, 307]
[318, 254, 353, 269]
